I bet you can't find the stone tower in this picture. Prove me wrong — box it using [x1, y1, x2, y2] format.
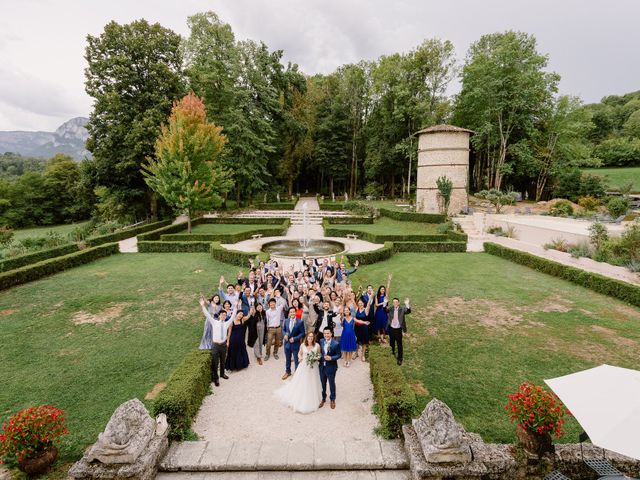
[415, 124, 472, 215]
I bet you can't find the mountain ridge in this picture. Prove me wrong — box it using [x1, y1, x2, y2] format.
[0, 117, 91, 160]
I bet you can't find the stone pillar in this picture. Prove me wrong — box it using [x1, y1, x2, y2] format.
[416, 125, 472, 215]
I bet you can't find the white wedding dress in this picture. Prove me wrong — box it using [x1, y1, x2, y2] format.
[275, 343, 323, 414]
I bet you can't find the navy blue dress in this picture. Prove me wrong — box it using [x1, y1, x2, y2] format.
[225, 322, 249, 371]
[355, 309, 369, 345]
[340, 318, 357, 353]
[374, 295, 388, 331]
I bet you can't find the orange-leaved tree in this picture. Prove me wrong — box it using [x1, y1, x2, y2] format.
[143, 93, 232, 233]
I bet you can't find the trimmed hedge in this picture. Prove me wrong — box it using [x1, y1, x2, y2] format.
[393, 241, 467, 253]
[200, 217, 288, 225]
[137, 220, 198, 241]
[85, 219, 172, 247]
[379, 207, 445, 224]
[484, 242, 640, 307]
[160, 224, 287, 243]
[0, 243, 79, 272]
[0, 243, 119, 291]
[345, 242, 394, 265]
[255, 202, 297, 210]
[368, 344, 416, 438]
[138, 241, 212, 253]
[152, 350, 211, 440]
[319, 202, 347, 211]
[324, 216, 374, 225]
[210, 242, 268, 267]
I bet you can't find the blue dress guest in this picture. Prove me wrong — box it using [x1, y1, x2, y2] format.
[374, 285, 389, 344]
[354, 296, 373, 361]
[339, 308, 358, 366]
[225, 310, 250, 371]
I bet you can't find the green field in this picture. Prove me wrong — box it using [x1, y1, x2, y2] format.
[12, 221, 90, 241]
[328, 217, 441, 235]
[583, 166, 640, 193]
[189, 223, 277, 234]
[2, 250, 639, 471]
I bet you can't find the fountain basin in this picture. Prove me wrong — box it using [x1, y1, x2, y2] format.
[261, 239, 345, 258]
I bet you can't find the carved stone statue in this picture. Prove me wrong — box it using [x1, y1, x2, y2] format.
[69, 399, 169, 480]
[412, 398, 472, 463]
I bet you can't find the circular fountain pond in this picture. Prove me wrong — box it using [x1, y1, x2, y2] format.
[261, 239, 345, 257]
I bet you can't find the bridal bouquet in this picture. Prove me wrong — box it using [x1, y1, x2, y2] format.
[306, 350, 321, 368]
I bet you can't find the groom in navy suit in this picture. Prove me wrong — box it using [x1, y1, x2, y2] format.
[282, 307, 305, 380]
[318, 327, 341, 409]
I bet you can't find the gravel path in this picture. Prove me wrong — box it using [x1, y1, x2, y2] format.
[193, 346, 379, 443]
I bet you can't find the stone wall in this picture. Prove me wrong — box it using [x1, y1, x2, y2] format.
[416, 129, 470, 216]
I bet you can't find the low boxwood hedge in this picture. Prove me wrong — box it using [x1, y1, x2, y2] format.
[319, 202, 347, 211]
[345, 242, 394, 265]
[0, 243, 119, 291]
[324, 216, 374, 225]
[0, 243, 79, 272]
[368, 344, 416, 438]
[393, 241, 467, 253]
[210, 242, 268, 267]
[200, 217, 288, 225]
[484, 242, 640, 307]
[379, 207, 446, 224]
[137, 241, 212, 253]
[254, 202, 297, 210]
[152, 350, 211, 440]
[160, 224, 287, 243]
[85, 219, 172, 247]
[137, 220, 198, 241]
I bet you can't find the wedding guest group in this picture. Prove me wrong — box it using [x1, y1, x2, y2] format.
[197, 254, 411, 405]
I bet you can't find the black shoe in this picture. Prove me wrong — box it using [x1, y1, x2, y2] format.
[221, 374, 229, 380]
[397, 359, 402, 366]
[214, 381, 220, 386]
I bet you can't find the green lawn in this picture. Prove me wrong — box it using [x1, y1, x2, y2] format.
[329, 217, 441, 235]
[12, 221, 90, 241]
[0, 253, 236, 465]
[354, 253, 640, 443]
[189, 223, 277, 234]
[582, 166, 640, 193]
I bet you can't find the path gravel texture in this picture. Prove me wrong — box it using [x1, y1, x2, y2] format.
[193, 346, 379, 443]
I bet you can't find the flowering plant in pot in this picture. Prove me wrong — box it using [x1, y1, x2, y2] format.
[505, 382, 570, 456]
[0, 405, 68, 474]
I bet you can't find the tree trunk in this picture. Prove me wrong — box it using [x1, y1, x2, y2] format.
[236, 186, 241, 206]
[149, 192, 158, 220]
[329, 176, 334, 197]
[288, 176, 293, 197]
[350, 131, 357, 198]
[407, 135, 413, 200]
[187, 214, 192, 234]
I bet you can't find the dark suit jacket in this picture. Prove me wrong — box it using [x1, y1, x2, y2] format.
[313, 306, 337, 336]
[282, 317, 305, 349]
[319, 338, 341, 372]
[386, 305, 411, 333]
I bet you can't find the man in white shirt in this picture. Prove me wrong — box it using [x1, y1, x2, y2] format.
[265, 298, 284, 361]
[200, 297, 234, 386]
[388, 297, 411, 366]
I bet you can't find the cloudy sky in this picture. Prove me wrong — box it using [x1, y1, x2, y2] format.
[1, 0, 638, 131]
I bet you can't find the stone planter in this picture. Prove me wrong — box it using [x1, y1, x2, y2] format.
[516, 425, 554, 457]
[18, 446, 58, 475]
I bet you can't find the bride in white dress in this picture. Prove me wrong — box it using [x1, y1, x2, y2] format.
[275, 331, 322, 414]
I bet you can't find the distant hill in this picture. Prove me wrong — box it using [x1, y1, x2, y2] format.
[0, 117, 91, 160]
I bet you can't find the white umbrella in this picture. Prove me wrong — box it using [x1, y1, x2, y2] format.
[545, 364, 640, 460]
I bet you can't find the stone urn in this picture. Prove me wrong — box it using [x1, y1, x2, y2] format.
[18, 446, 58, 475]
[516, 425, 554, 457]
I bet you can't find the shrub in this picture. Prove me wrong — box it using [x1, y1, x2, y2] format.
[368, 345, 416, 438]
[437, 220, 453, 234]
[436, 176, 453, 214]
[152, 350, 211, 440]
[588, 222, 609, 250]
[255, 202, 297, 210]
[0, 244, 79, 272]
[0, 226, 13, 247]
[324, 216, 374, 225]
[0, 405, 68, 465]
[379, 207, 445, 224]
[209, 242, 267, 267]
[484, 242, 640, 307]
[549, 200, 574, 217]
[578, 195, 600, 212]
[138, 241, 212, 253]
[568, 242, 591, 259]
[544, 238, 570, 252]
[345, 242, 394, 265]
[86, 219, 172, 247]
[160, 225, 286, 243]
[392, 241, 467, 253]
[553, 169, 606, 201]
[363, 181, 384, 198]
[476, 189, 518, 213]
[606, 196, 630, 218]
[0, 243, 119, 291]
[607, 219, 640, 262]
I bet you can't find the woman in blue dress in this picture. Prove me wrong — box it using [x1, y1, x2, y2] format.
[374, 285, 389, 344]
[199, 294, 222, 350]
[225, 310, 250, 371]
[339, 306, 357, 367]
